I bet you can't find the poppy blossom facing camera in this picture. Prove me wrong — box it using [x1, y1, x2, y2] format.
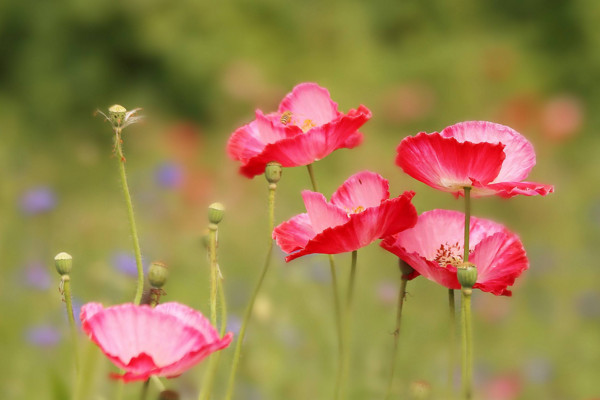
[273, 171, 418, 262]
[380, 209, 528, 296]
[396, 121, 554, 198]
[227, 83, 372, 178]
[80, 302, 232, 382]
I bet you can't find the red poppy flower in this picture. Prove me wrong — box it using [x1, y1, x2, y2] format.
[273, 171, 418, 262]
[380, 209, 528, 296]
[81, 302, 232, 382]
[396, 121, 554, 198]
[227, 82, 372, 178]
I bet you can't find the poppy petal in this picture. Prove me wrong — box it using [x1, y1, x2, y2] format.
[278, 82, 339, 126]
[330, 171, 390, 211]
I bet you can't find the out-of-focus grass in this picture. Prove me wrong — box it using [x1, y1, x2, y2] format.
[1, 0, 599, 399]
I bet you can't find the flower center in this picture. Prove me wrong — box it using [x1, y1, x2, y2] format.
[344, 205, 365, 216]
[433, 242, 467, 268]
[279, 111, 316, 133]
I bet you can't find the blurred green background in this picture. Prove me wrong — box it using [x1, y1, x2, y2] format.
[2, 0, 599, 399]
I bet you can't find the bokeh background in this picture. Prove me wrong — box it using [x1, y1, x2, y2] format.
[1, 0, 599, 399]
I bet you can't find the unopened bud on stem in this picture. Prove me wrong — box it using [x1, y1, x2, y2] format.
[264, 162, 282, 184]
[208, 202, 225, 225]
[54, 252, 73, 275]
[148, 261, 169, 288]
[457, 262, 477, 289]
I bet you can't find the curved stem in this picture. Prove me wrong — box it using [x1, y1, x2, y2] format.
[151, 376, 165, 392]
[224, 184, 277, 400]
[208, 227, 218, 327]
[306, 164, 319, 192]
[62, 275, 80, 374]
[384, 274, 408, 399]
[336, 250, 358, 400]
[114, 129, 144, 305]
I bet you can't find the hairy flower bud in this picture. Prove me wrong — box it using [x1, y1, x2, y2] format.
[148, 261, 169, 288]
[108, 104, 127, 127]
[264, 162, 282, 184]
[208, 202, 225, 225]
[457, 262, 477, 289]
[54, 252, 73, 275]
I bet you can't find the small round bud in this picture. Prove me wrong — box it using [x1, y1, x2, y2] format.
[54, 252, 73, 275]
[158, 390, 180, 400]
[148, 261, 169, 288]
[264, 162, 282, 184]
[399, 259, 414, 277]
[108, 104, 127, 126]
[208, 202, 225, 225]
[457, 262, 477, 289]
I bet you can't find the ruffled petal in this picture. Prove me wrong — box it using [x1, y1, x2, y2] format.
[239, 105, 371, 177]
[272, 213, 315, 254]
[330, 171, 390, 211]
[302, 191, 349, 233]
[278, 82, 339, 126]
[471, 232, 528, 296]
[396, 132, 506, 195]
[226, 119, 266, 163]
[441, 121, 536, 183]
[471, 180, 555, 199]
[285, 192, 417, 261]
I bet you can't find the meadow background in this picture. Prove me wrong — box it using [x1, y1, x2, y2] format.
[1, 0, 599, 399]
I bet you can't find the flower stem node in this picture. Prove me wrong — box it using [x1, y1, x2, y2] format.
[398, 259, 414, 277]
[54, 252, 73, 275]
[264, 162, 282, 184]
[208, 202, 225, 225]
[457, 262, 477, 289]
[148, 261, 169, 288]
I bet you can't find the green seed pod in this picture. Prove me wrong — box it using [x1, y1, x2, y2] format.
[457, 262, 477, 289]
[148, 261, 169, 288]
[264, 162, 282, 184]
[208, 202, 225, 225]
[108, 104, 127, 126]
[54, 252, 73, 275]
[398, 259, 414, 277]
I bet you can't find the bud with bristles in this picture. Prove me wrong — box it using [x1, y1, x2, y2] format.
[148, 261, 169, 288]
[457, 262, 477, 289]
[108, 104, 127, 127]
[264, 162, 282, 184]
[208, 202, 225, 225]
[54, 252, 73, 275]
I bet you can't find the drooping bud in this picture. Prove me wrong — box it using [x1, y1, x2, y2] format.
[264, 162, 282, 184]
[54, 252, 73, 275]
[208, 202, 225, 225]
[457, 262, 477, 289]
[399, 259, 414, 277]
[148, 261, 169, 288]
[108, 104, 127, 127]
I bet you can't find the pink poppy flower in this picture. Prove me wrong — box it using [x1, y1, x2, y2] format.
[273, 171, 418, 262]
[380, 209, 528, 296]
[80, 302, 232, 382]
[396, 121, 554, 198]
[227, 82, 372, 178]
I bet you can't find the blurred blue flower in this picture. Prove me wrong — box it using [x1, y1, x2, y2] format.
[226, 315, 242, 336]
[23, 261, 51, 290]
[112, 251, 146, 277]
[25, 325, 61, 347]
[155, 162, 183, 189]
[20, 186, 57, 215]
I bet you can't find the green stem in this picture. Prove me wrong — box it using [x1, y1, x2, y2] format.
[208, 227, 218, 327]
[218, 274, 228, 337]
[140, 378, 150, 400]
[306, 164, 343, 381]
[461, 289, 473, 400]
[448, 288, 457, 395]
[114, 129, 144, 305]
[336, 250, 358, 400]
[224, 183, 277, 400]
[463, 187, 471, 263]
[62, 275, 80, 373]
[384, 274, 408, 399]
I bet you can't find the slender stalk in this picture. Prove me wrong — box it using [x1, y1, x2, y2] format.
[62, 275, 80, 373]
[224, 183, 277, 400]
[462, 290, 473, 400]
[384, 273, 409, 399]
[218, 275, 228, 337]
[448, 288, 457, 393]
[151, 376, 166, 392]
[208, 227, 218, 327]
[114, 128, 144, 305]
[306, 165, 343, 372]
[463, 187, 471, 263]
[336, 250, 358, 400]
[140, 378, 150, 400]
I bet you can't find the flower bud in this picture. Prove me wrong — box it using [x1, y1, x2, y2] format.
[54, 252, 73, 275]
[108, 104, 127, 126]
[208, 202, 225, 225]
[148, 261, 169, 288]
[264, 162, 282, 184]
[399, 259, 414, 277]
[457, 262, 477, 289]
